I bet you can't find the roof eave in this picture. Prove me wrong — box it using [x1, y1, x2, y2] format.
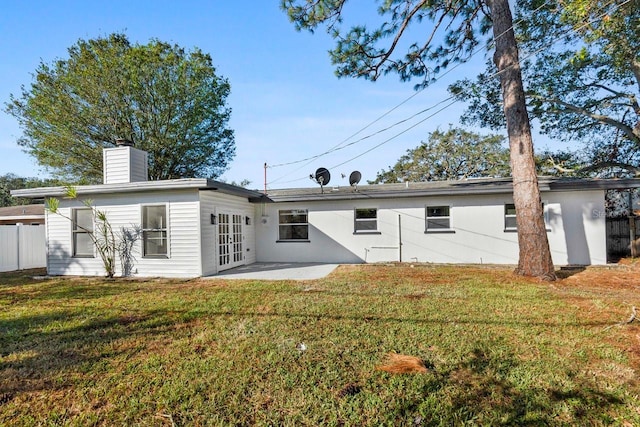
[11, 178, 267, 201]
[10, 179, 210, 199]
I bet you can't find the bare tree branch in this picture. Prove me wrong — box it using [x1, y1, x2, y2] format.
[532, 94, 640, 144]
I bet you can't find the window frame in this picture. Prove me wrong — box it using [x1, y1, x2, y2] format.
[277, 209, 309, 242]
[504, 203, 550, 232]
[504, 203, 518, 232]
[353, 208, 381, 234]
[425, 205, 454, 233]
[72, 207, 95, 258]
[141, 204, 170, 258]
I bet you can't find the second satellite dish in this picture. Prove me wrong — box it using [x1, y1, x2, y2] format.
[349, 171, 361, 186]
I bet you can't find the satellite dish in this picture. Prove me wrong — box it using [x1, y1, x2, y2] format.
[349, 171, 362, 186]
[312, 167, 331, 185]
[310, 167, 331, 193]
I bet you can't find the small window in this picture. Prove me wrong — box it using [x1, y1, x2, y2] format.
[354, 208, 378, 232]
[72, 208, 94, 257]
[278, 209, 309, 241]
[426, 206, 451, 231]
[504, 203, 550, 231]
[142, 205, 168, 257]
[505, 204, 518, 231]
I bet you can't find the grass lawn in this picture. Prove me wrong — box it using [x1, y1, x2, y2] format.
[1, 264, 639, 426]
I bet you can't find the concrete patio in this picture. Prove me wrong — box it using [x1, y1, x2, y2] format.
[206, 262, 341, 281]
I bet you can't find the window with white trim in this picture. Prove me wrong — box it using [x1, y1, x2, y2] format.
[354, 208, 378, 233]
[426, 206, 451, 231]
[504, 204, 518, 231]
[504, 203, 550, 231]
[278, 209, 309, 241]
[72, 208, 94, 257]
[142, 205, 168, 257]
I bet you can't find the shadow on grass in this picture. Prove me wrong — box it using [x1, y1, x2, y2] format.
[0, 268, 47, 286]
[555, 266, 587, 279]
[385, 346, 624, 425]
[0, 307, 175, 398]
[0, 275, 632, 424]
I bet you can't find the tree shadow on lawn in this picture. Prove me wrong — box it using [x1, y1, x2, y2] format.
[386, 347, 625, 425]
[0, 307, 176, 399]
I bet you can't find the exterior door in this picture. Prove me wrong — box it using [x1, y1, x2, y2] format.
[218, 212, 244, 271]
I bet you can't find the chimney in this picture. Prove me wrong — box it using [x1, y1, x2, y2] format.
[115, 138, 135, 147]
[103, 140, 149, 184]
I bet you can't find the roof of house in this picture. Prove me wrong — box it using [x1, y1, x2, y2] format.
[262, 176, 640, 202]
[0, 203, 45, 219]
[11, 176, 640, 205]
[11, 179, 265, 201]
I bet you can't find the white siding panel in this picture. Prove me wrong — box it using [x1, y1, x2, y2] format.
[255, 189, 607, 266]
[199, 191, 255, 276]
[103, 147, 148, 184]
[0, 226, 19, 271]
[47, 206, 104, 276]
[47, 190, 202, 277]
[0, 225, 45, 272]
[18, 225, 46, 269]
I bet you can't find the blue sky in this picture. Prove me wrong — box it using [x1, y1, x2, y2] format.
[0, 1, 559, 190]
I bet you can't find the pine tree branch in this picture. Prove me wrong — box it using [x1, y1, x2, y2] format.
[532, 94, 640, 145]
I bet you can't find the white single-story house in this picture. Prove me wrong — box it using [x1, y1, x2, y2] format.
[12, 143, 640, 277]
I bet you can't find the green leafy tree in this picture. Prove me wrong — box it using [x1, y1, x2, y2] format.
[283, 0, 555, 279]
[370, 127, 510, 183]
[450, 0, 640, 176]
[0, 173, 64, 207]
[6, 33, 235, 183]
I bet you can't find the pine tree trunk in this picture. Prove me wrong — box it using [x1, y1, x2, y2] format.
[488, 0, 556, 280]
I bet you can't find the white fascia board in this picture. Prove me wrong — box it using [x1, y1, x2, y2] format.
[11, 178, 209, 198]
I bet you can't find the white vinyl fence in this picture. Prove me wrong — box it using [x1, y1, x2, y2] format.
[0, 224, 46, 272]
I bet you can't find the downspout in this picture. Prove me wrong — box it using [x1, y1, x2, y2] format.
[630, 191, 637, 258]
[398, 214, 402, 262]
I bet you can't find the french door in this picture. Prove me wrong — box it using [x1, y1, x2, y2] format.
[218, 212, 244, 271]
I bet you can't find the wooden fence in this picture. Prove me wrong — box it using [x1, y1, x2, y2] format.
[606, 216, 640, 262]
[0, 224, 46, 272]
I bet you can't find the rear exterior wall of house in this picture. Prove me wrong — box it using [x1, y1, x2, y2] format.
[254, 189, 606, 266]
[46, 189, 203, 278]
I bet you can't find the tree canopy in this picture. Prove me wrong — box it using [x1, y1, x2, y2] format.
[450, 0, 640, 177]
[0, 173, 64, 207]
[371, 127, 510, 183]
[5, 33, 235, 183]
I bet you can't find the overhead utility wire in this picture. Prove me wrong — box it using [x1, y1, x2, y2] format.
[266, 97, 456, 185]
[267, 1, 557, 187]
[329, 98, 459, 170]
[266, 0, 555, 175]
[316, 0, 630, 177]
[268, 0, 621, 186]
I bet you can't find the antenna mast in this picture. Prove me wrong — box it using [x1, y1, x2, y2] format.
[263, 162, 267, 194]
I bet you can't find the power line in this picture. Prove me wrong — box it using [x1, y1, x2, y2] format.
[267, 0, 627, 187]
[266, 96, 456, 185]
[267, 0, 555, 174]
[316, 0, 630, 177]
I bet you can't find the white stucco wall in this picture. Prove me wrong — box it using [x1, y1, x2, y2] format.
[255, 189, 607, 266]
